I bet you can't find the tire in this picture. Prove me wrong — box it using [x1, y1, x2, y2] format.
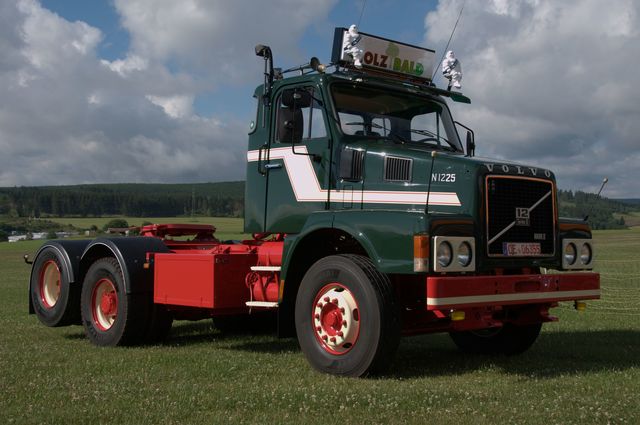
[449, 323, 542, 355]
[295, 254, 400, 377]
[30, 247, 80, 327]
[80, 257, 149, 346]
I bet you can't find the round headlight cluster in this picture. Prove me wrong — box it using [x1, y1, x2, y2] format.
[564, 242, 577, 265]
[457, 241, 473, 267]
[437, 240, 473, 269]
[437, 241, 452, 267]
[580, 243, 592, 265]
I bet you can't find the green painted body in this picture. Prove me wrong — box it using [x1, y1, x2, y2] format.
[244, 71, 573, 279]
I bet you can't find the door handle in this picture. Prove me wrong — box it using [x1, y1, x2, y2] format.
[264, 163, 283, 170]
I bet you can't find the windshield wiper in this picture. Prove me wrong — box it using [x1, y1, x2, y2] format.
[406, 129, 458, 151]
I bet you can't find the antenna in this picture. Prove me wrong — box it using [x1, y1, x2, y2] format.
[583, 177, 609, 221]
[431, 0, 466, 81]
[357, 0, 367, 27]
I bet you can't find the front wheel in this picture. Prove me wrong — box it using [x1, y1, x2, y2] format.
[449, 323, 542, 355]
[295, 255, 400, 377]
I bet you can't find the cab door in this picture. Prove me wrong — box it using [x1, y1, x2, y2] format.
[264, 85, 331, 233]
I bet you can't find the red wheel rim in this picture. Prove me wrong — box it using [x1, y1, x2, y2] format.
[39, 260, 61, 309]
[91, 278, 118, 331]
[312, 283, 360, 355]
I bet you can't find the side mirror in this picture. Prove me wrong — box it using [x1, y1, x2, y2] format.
[454, 121, 475, 157]
[466, 130, 475, 157]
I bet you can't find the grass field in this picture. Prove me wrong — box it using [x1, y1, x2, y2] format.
[1, 227, 639, 424]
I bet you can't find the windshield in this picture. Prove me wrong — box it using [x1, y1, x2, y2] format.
[331, 83, 462, 152]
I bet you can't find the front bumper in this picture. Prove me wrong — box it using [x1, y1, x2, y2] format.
[426, 272, 600, 310]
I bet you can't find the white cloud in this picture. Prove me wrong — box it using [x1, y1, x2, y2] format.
[425, 0, 640, 197]
[113, 0, 338, 86]
[0, 0, 336, 187]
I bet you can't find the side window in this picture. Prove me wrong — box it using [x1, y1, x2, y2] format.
[276, 87, 326, 143]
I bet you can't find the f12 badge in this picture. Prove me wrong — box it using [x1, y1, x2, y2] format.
[515, 207, 530, 226]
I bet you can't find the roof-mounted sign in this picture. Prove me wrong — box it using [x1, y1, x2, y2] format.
[331, 26, 435, 82]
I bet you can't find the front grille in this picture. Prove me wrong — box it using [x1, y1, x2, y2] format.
[486, 176, 555, 256]
[384, 156, 412, 182]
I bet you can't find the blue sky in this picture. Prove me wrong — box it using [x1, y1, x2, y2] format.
[2, 0, 639, 197]
[39, 0, 440, 119]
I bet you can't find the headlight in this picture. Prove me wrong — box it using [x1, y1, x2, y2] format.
[457, 241, 472, 267]
[432, 236, 475, 272]
[564, 242, 577, 265]
[437, 241, 452, 267]
[580, 243, 592, 265]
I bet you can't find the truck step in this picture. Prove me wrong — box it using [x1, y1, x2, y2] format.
[245, 301, 279, 308]
[250, 266, 281, 272]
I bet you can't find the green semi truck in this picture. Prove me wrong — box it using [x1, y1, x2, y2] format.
[29, 28, 599, 377]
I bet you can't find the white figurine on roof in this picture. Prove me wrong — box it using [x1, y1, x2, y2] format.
[343, 24, 363, 69]
[441, 50, 462, 89]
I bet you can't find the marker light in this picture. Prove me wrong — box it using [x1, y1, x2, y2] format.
[450, 311, 466, 321]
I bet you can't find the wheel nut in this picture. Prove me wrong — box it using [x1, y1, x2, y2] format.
[330, 337, 336, 343]
[316, 302, 323, 308]
[316, 326, 322, 333]
[322, 335, 328, 341]
[340, 307, 345, 314]
[315, 314, 320, 320]
[337, 331, 344, 337]
[342, 320, 347, 327]
[331, 298, 338, 304]
[323, 297, 330, 302]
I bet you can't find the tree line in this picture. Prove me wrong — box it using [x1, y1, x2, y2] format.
[0, 182, 244, 219]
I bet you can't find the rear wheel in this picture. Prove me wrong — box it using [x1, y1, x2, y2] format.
[295, 255, 400, 377]
[81, 257, 148, 346]
[449, 323, 542, 355]
[30, 247, 80, 327]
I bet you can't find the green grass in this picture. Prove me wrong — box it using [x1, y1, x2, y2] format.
[1, 229, 639, 424]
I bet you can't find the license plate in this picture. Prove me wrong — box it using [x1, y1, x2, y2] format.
[503, 242, 541, 256]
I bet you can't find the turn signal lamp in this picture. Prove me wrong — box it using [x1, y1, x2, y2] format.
[413, 235, 430, 272]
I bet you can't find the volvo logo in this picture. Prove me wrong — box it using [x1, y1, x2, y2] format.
[484, 163, 552, 178]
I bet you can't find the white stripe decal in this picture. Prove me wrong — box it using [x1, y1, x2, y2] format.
[427, 289, 601, 306]
[247, 147, 461, 206]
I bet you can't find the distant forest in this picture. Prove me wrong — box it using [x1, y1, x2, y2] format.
[0, 182, 244, 218]
[0, 182, 636, 230]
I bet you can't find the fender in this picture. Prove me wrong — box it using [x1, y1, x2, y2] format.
[331, 209, 429, 274]
[80, 237, 171, 294]
[28, 239, 91, 314]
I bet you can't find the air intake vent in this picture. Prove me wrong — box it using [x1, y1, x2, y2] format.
[340, 149, 365, 181]
[384, 156, 412, 182]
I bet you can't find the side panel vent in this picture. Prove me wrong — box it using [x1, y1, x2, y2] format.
[384, 156, 412, 182]
[340, 149, 365, 181]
